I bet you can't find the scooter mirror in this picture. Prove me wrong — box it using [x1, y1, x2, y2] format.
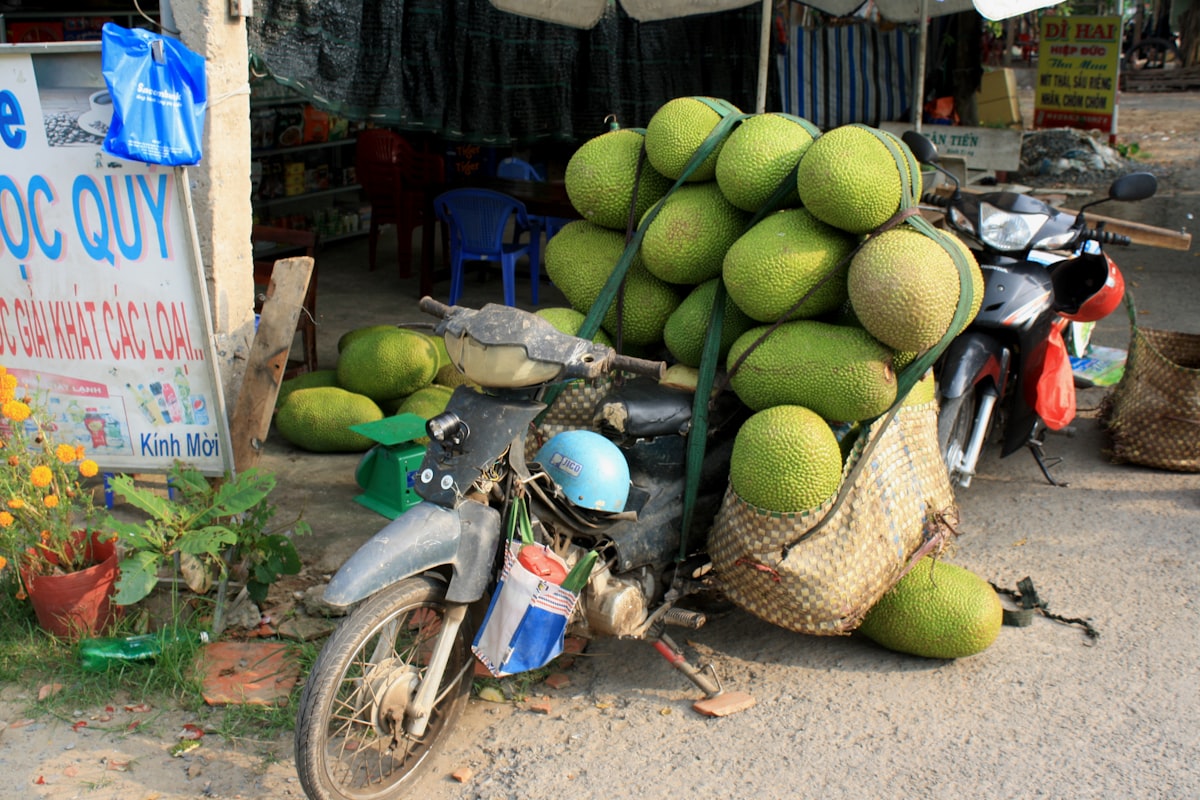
[1109, 171, 1158, 202]
[901, 130, 938, 165]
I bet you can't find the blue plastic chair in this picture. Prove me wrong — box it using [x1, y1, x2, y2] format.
[433, 188, 538, 307]
[496, 157, 572, 266]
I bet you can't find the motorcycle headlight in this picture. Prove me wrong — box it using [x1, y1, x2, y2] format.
[978, 202, 1048, 251]
[1032, 230, 1078, 250]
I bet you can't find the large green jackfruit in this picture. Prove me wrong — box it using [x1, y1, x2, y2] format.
[336, 327, 440, 402]
[275, 387, 383, 452]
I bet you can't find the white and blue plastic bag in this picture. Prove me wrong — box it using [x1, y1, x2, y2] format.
[101, 23, 207, 166]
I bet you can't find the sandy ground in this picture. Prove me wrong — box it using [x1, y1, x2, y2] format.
[2, 87, 1199, 800]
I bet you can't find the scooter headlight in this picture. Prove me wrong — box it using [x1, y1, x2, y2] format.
[427, 412, 468, 446]
[978, 202, 1048, 251]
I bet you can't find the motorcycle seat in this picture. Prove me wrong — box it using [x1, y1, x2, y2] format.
[594, 378, 693, 439]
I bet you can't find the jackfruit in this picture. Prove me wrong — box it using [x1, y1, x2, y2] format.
[858, 557, 1003, 659]
[722, 208, 857, 322]
[729, 404, 843, 513]
[847, 227, 984, 352]
[639, 182, 749, 285]
[276, 369, 339, 410]
[715, 112, 815, 212]
[396, 385, 454, 445]
[661, 364, 700, 392]
[544, 220, 680, 346]
[275, 387, 383, 452]
[336, 327, 440, 402]
[337, 324, 397, 353]
[663, 279, 754, 368]
[644, 96, 740, 182]
[795, 125, 920, 234]
[565, 128, 673, 230]
[726, 320, 897, 421]
[534, 307, 614, 346]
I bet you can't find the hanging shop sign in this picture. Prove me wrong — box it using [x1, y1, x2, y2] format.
[0, 43, 233, 475]
[1033, 15, 1121, 134]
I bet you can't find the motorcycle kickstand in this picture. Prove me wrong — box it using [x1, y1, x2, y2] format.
[650, 631, 756, 717]
[1026, 434, 1068, 487]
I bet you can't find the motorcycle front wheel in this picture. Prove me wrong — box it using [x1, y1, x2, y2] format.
[937, 392, 977, 486]
[295, 575, 476, 800]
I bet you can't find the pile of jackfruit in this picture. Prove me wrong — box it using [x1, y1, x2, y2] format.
[547, 96, 985, 516]
[273, 326, 462, 452]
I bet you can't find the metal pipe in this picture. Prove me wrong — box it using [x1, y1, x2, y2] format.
[756, 0, 772, 113]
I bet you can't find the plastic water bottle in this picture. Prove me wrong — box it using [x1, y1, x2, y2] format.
[78, 631, 207, 672]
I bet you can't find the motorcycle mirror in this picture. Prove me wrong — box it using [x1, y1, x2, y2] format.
[1109, 171, 1158, 202]
[901, 130, 938, 164]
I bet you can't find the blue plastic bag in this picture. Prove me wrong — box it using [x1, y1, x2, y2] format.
[101, 23, 207, 166]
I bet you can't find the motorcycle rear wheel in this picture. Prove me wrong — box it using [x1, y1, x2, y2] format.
[295, 576, 475, 800]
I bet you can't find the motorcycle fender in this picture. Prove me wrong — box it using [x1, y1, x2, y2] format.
[322, 501, 502, 608]
[939, 331, 1007, 400]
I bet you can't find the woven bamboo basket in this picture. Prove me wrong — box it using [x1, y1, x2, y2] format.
[524, 378, 612, 462]
[708, 400, 957, 635]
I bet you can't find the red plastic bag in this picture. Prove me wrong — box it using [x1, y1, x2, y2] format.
[1024, 323, 1076, 430]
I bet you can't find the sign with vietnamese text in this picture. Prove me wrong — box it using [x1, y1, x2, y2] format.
[0, 44, 233, 475]
[1034, 16, 1121, 134]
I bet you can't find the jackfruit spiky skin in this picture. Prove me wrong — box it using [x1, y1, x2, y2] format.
[276, 369, 339, 410]
[663, 279, 755, 368]
[534, 307, 614, 346]
[715, 113, 815, 212]
[726, 320, 897, 421]
[795, 125, 920, 234]
[847, 227, 983, 353]
[337, 324, 397, 353]
[639, 182, 749, 285]
[275, 387, 383, 453]
[722, 208, 857, 322]
[396, 385, 454, 445]
[858, 558, 1003, 659]
[729, 404, 843, 513]
[336, 327, 440, 402]
[644, 97, 739, 182]
[565, 128, 673, 230]
[544, 220, 680, 346]
[901, 369, 937, 406]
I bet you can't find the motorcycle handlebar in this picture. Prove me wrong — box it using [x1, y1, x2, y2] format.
[920, 192, 949, 207]
[1082, 228, 1132, 246]
[611, 353, 667, 380]
[418, 296, 454, 318]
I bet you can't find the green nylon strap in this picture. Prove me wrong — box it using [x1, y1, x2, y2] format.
[777, 112, 822, 139]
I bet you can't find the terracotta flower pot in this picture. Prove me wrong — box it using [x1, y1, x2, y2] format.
[23, 533, 120, 640]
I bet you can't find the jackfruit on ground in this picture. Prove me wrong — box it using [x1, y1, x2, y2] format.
[396, 385, 454, 445]
[275, 387, 383, 452]
[565, 128, 673, 231]
[544, 220, 680, 346]
[726, 320, 897, 421]
[715, 112, 815, 212]
[639, 182, 749, 285]
[857, 557, 1003, 659]
[336, 327, 440, 402]
[276, 369, 338, 410]
[644, 96, 740, 182]
[729, 404, 843, 513]
[663, 279, 754, 368]
[847, 226, 984, 352]
[722, 208, 857, 322]
[337, 324, 397, 353]
[795, 125, 920, 234]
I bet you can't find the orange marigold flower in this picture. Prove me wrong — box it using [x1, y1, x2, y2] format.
[0, 511, 12, 527]
[79, 459, 99, 478]
[74, 444, 86, 460]
[30, 464, 53, 488]
[40, 530, 50, 543]
[43, 494, 59, 509]
[0, 555, 7, 571]
[8, 498, 24, 509]
[55, 444, 77, 463]
[2, 400, 31, 423]
[7, 455, 18, 466]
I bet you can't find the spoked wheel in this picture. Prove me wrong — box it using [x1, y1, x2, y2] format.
[937, 392, 977, 487]
[295, 576, 475, 800]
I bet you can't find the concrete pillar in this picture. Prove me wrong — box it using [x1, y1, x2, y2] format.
[170, 0, 254, 406]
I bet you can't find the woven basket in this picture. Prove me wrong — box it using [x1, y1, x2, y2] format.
[524, 378, 612, 462]
[1101, 306, 1200, 472]
[708, 400, 957, 635]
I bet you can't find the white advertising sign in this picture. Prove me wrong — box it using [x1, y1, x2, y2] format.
[0, 44, 233, 475]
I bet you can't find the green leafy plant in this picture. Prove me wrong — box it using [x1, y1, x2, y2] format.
[104, 462, 309, 610]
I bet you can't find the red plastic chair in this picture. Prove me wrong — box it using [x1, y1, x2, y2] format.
[433, 188, 538, 307]
[355, 129, 444, 279]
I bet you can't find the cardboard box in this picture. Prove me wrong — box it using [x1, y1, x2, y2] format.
[978, 96, 1021, 127]
[979, 68, 1018, 105]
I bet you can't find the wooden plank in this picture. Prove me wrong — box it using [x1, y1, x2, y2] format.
[230, 256, 314, 472]
[931, 185, 1193, 251]
[880, 123, 1023, 172]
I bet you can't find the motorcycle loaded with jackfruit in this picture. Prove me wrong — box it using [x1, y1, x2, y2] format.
[901, 131, 1160, 489]
[294, 297, 749, 800]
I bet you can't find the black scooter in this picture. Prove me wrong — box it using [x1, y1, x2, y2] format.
[901, 131, 1157, 488]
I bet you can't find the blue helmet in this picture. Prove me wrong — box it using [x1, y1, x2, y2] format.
[534, 430, 630, 512]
